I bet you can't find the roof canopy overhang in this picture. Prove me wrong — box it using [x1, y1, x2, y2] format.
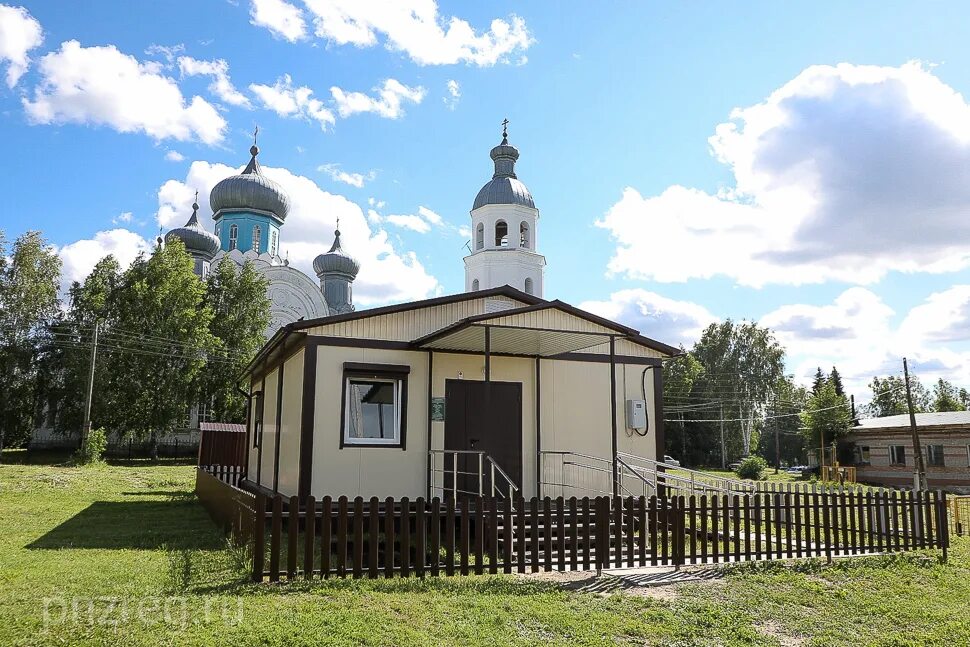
[416, 323, 615, 357]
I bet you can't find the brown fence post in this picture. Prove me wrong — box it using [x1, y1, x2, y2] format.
[252, 492, 266, 582]
[940, 491, 949, 562]
[304, 495, 316, 580]
[287, 496, 299, 579]
[269, 495, 282, 581]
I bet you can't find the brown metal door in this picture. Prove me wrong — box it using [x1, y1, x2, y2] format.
[444, 380, 522, 498]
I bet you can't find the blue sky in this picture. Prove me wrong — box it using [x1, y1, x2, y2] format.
[3, 1, 970, 395]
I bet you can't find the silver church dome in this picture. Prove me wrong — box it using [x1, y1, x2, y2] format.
[165, 198, 220, 260]
[210, 145, 290, 221]
[472, 128, 535, 210]
[313, 229, 360, 277]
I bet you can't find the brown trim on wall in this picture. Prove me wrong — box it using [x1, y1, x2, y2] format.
[550, 352, 663, 366]
[426, 350, 433, 500]
[343, 361, 412, 375]
[272, 361, 285, 494]
[313, 336, 413, 351]
[653, 364, 666, 499]
[255, 376, 265, 488]
[243, 381, 253, 473]
[535, 356, 542, 498]
[609, 335, 619, 498]
[249, 332, 308, 384]
[297, 340, 318, 500]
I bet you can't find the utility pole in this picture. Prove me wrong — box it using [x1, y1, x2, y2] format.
[903, 358, 928, 492]
[719, 402, 726, 469]
[81, 321, 99, 448]
[774, 410, 780, 474]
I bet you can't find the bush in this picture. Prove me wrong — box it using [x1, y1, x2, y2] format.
[735, 455, 768, 480]
[74, 428, 107, 465]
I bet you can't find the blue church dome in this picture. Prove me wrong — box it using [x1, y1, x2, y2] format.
[210, 145, 290, 221]
[165, 198, 220, 260]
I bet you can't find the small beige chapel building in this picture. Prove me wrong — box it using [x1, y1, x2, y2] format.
[239, 128, 679, 503]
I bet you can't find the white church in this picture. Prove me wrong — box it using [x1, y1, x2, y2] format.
[232, 123, 680, 504]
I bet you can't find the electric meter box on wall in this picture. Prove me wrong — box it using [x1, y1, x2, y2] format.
[625, 399, 647, 430]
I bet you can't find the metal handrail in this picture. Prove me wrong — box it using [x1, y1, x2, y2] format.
[617, 451, 756, 494]
[539, 450, 635, 498]
[428, 449, 519, 501]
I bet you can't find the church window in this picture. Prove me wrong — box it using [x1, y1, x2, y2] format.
[472, 279, 480, 291]
[520, 222, 530, 248]
[524, 278, 534, 295]
[253, 225, 262, 253]
[495, 220, 508, 247]
[270, 230, 278, 256]
[475, 223, 484, 250]
[228, 224, 238, 251]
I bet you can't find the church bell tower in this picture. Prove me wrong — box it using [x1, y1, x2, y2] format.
[464, 120, 545, 297]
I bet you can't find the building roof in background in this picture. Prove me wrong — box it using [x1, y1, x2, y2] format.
[856, 411, 970, 430]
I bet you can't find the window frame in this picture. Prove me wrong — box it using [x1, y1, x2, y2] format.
[889, 444, 906, 466]
[475, 223, 484, 250]
[927, 444, 945, 467]
[270, 230, 278, 256]
[339, 362, 410, 449]
[524, 277, 534, 295]
[495, 220, 508, 247]
[858, 445, 870, 466]
[520, 221, 530, 248]
[471, 279, 480, 291]
[228, 223, 238, 251]
[253, 225, 262, 254]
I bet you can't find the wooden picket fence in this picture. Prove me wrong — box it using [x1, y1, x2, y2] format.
[195, 466, 255, 542]
[250, 489, 950, 582]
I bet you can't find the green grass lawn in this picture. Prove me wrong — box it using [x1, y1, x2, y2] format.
[1, 451, 968, 646]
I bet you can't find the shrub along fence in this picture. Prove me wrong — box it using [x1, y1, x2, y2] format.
[248, 489, 950, 582]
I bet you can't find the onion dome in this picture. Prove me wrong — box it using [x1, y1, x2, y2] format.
[209, 143, 290, 221]
[313, 227, 360, 278]
[165, 196, 220, 260]
[472, 121, 535, 210]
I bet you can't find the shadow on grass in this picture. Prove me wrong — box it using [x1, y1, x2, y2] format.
[27, 500, 224, 551]
[200, 571, 570, 598]
[2, 449, 197, 467]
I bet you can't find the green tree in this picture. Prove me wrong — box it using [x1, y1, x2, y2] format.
[690, 320, 787, 457]
[757, 377, 808, 468]
[108, 240, 214, 458]
[931, 378, 966, 412]
[812, 367, 827, 396]
[800, 380, 852, 463]
[865, 374, 930, 417]
[960, 388, 970, 411]
[38, 256, 123, 437]
[663, 350, 705, 464]
[201, 258, 270, 422]
[830, 367, 845, 398]
[0, 231, 62, 459]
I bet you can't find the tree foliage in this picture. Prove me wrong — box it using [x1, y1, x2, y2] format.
[931, 378, 966, 412]
[201, 258, 270, 423]
[0, 231, 61, 457]
[864, 375, 930, 417]
[800, 380, 852, 461]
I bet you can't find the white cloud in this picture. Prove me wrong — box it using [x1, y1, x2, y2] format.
[384, 205, 444, 234]
[301, 0, 532, 66]
[599, 62, 970, 287]
[156, 160, 439, 305]
[0, 4, 43, 87]
[144, 43, 184, 66]
[112, 211, 133, 225]
[23, 40, 226, 145]
[331, 78, 425, 119]
[249, 74, 335, 129]
[579, 289, 717, 350]
[57, 229, 151, 291]
[318, 163, 375, 188]
[249, 0, 306, 42]
[758, 286, 970, 397]
[165, 150, 185, 162]
[178, 56, 250, 107]
[385, 214, 430, 233]
[443, 79, 460, 110]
